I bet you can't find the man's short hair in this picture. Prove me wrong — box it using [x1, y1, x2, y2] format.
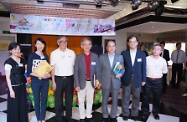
[176, 42, 181, 46]
[57, 35, 68, 42]
[160, 41, 165, 45]
[127, 35, 139, 42]
[153, 43, 161, 49]
[81, 37, 92, 45]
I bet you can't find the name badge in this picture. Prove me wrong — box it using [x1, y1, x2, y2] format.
[137, 58, 142, 62]
[91, 62, 96, 65]
[19, 63, 23, 67]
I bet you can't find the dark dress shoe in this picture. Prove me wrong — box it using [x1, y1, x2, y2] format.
[56, 117, 63, 122]
[111, 118, 117, 122]
[153, 114, 160, 120]
[123, 116, 128, 121]
[103, 118, 108, 122]
[79, 119, 86, 122]
[141, 115, 148, 121]
[86, 118, 94, 122]
[132, 116, 139, 121]
[66, 117, 73, 122]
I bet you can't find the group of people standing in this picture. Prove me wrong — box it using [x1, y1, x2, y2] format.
[5, 35, 185, 122]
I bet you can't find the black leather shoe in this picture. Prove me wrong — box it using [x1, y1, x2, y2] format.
[142, 115, 148, 121]
[79, 119, 86, 122]
[132, 116, 139, 121]
[153, 114, 160, 120]
[103, 118, 108, 122]
[86, 118, 94, 122]
[123, 116, 128, 121]
[111, 118, 117, 122]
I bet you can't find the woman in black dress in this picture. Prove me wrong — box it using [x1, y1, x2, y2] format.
[4, 42, 28, 122]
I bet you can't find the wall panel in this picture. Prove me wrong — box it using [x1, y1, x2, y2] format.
[31, 35, 86, 58]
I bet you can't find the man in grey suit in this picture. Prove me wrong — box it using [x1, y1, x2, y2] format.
[74, 37, 100, 122]
[99, 40, 125, 122]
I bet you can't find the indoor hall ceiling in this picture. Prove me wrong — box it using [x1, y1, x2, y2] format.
[123, 21, 187, 34]
[0, 0, 130, 19]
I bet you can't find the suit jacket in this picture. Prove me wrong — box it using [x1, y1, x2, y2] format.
[161, 49, 170, 62]
[74, 52, 100, 90]
[121, 49, 146, 88]
[99, 53, 125, 89]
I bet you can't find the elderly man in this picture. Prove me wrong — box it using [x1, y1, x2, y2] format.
[142, 44, 168, 121]
[99, 40, 125, 122]
[74, 37, 100, 122]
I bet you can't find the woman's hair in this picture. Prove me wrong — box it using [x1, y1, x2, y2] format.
[34, 38, 46, 53]
[8, 42, 20, 51]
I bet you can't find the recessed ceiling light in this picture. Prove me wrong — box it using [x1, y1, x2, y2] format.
[152, 26, 154, 28]
[136, 30, 139, 31]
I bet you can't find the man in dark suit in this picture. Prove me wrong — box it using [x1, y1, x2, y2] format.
[74, 37, 100, 122]
[160, 41, 170, 93]
[99, 40, 125, 122]
[121, 35, 146, 121]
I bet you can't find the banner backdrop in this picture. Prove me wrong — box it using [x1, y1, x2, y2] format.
[10, 13, 115, 36]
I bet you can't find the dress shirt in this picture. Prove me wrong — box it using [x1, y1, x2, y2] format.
[171, 49, 186, 64]
[130, 49, 137, 66]
[146, 55, 168, 78]
[108, 53, 114, 67]
[50, 48, 76, 76]
[84, 53, 91, 79]
[161, 49, 164, 58]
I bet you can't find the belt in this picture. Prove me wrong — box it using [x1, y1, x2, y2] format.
[147, 77, 161, 81]
[86, 78, 91, 81]
[56, 75, 73, 79]
[11, 83, 23, 86]
[173, 63, 182, 65]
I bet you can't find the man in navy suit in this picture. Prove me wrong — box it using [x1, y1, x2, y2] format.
[121, 35, 146, 121]
[160, 41, 170, 93]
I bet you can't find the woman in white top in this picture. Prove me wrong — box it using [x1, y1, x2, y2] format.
[4, 42, 28, 122]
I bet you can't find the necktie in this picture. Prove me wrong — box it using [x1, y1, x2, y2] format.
[176, 50, 179, 63]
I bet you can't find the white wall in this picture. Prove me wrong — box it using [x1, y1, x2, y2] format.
[127, 33, 155, 42]
[0, 51, 10, 75]
[102, 29, 127, 54]
[0, 17, 17, 76]
[0, 17, 10, 32]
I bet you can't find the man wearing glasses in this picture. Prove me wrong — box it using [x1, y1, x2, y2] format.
[50, 35, 76, 122]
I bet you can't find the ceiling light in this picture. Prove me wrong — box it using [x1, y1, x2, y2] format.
[131, 0, 142, 10]
[94, 0, 105, 4]
[109, 0, 120, 7]
[95, 0, 104, 8]
[154, 4, 165, 16]
[149, 0, 160, 10]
